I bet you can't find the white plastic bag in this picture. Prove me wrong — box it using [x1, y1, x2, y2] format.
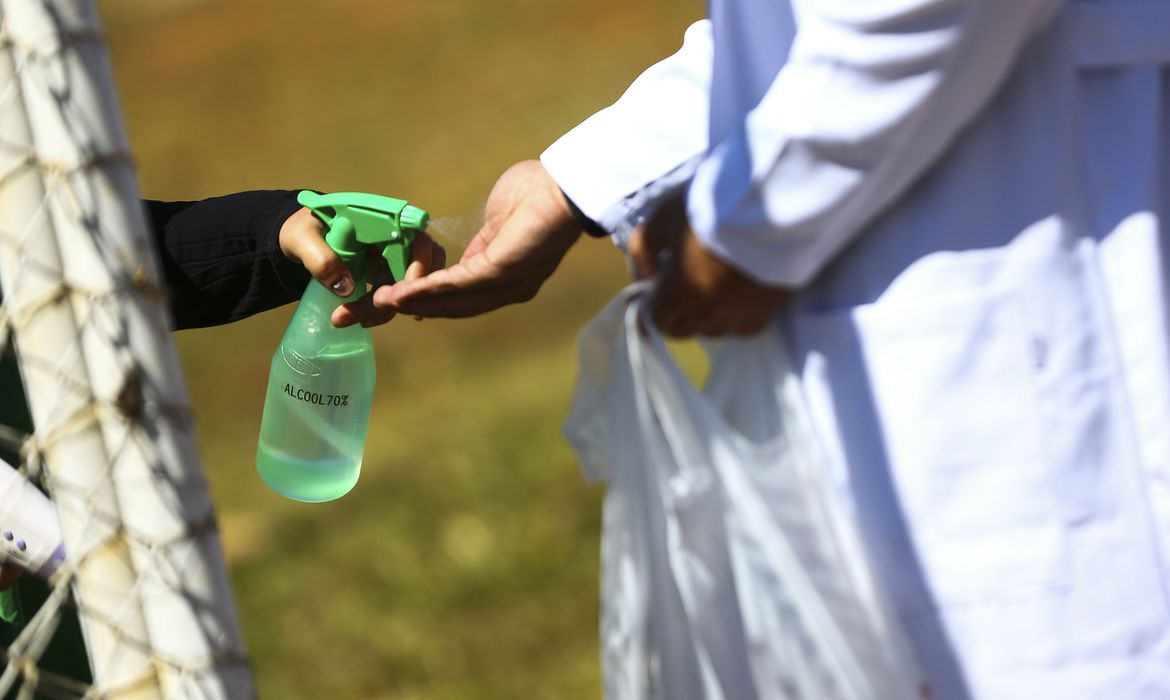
[564, 285, 922, 700]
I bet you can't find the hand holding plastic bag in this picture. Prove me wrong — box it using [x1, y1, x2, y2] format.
[564, 284, 922, 700]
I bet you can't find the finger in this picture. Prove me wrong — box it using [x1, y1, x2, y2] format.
[661, 307, 704, 338]
[698, 311, 740, 339]
[280, 208, 354, 297]
[360, 307, 398, 328]
[402, 235, 443, 321]
[641, 193, 687, 256]
[656, 306, 702, 339]
[332, 292, 398, 328]
[646, 229, 700, 338]
[367, 254, 395, 288]
[372, 258, 533, 318]
[730, 308, 776, 337]
[631, 195, 687, 283]
[733, 284, 788, 336]
[648, 274, 703, 339]
[376, 277, 521, 318]
[627, 228, 655, 280]
[405, 232, 447, 282]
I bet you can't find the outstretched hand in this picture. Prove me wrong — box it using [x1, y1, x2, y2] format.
[325, 161, 783, 337]
[629, 193, 788, 338]
[367, 160, 583, 318]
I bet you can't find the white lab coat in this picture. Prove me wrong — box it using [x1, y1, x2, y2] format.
[542, 1, 1170, 697]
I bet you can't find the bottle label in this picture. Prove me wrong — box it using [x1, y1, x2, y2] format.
[283, 382, 350, 407]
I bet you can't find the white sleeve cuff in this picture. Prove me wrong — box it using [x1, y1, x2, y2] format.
[540, 21, 714, 246]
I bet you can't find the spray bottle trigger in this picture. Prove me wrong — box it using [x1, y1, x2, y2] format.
[296, 190, 429, 283]
[382, 229, 416, 282]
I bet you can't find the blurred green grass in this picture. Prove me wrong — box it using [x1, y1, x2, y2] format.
[100, 0, 700, 697]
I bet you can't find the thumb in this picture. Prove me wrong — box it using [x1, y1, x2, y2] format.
[627, 227, 658, 280]
[279, 207, 355, 297]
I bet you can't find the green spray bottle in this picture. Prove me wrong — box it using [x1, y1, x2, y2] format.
[256, 190, 429, 502]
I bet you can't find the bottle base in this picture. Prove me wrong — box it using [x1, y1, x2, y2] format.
[256, 442, 360, 503]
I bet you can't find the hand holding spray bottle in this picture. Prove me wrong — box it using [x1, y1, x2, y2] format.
[256, 191, 429, 502]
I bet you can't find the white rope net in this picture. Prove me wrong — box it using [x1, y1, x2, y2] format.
[0, 1, 250, 697]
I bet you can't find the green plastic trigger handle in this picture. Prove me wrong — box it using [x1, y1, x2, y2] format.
[297, 190, 430, 283]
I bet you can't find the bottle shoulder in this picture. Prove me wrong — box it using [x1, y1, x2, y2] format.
[282, 281, 373, 352]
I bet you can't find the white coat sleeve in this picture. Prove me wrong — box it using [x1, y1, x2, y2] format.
[540, 21, 714, 243]
[689, 0, 1063, 287]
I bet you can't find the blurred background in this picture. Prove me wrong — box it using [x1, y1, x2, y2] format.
[99, 0, 700, 698]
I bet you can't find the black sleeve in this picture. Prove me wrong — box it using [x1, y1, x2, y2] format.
[145, 190, 311, 330]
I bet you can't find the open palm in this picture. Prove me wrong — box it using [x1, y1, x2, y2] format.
[373, 160, 582, 318]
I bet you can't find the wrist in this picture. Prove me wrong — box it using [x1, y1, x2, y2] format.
[561, 191, 609, 239]
[528, 160, 584, 245]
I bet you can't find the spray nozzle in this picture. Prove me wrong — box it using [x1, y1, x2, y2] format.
[297, 190, 431, 283]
